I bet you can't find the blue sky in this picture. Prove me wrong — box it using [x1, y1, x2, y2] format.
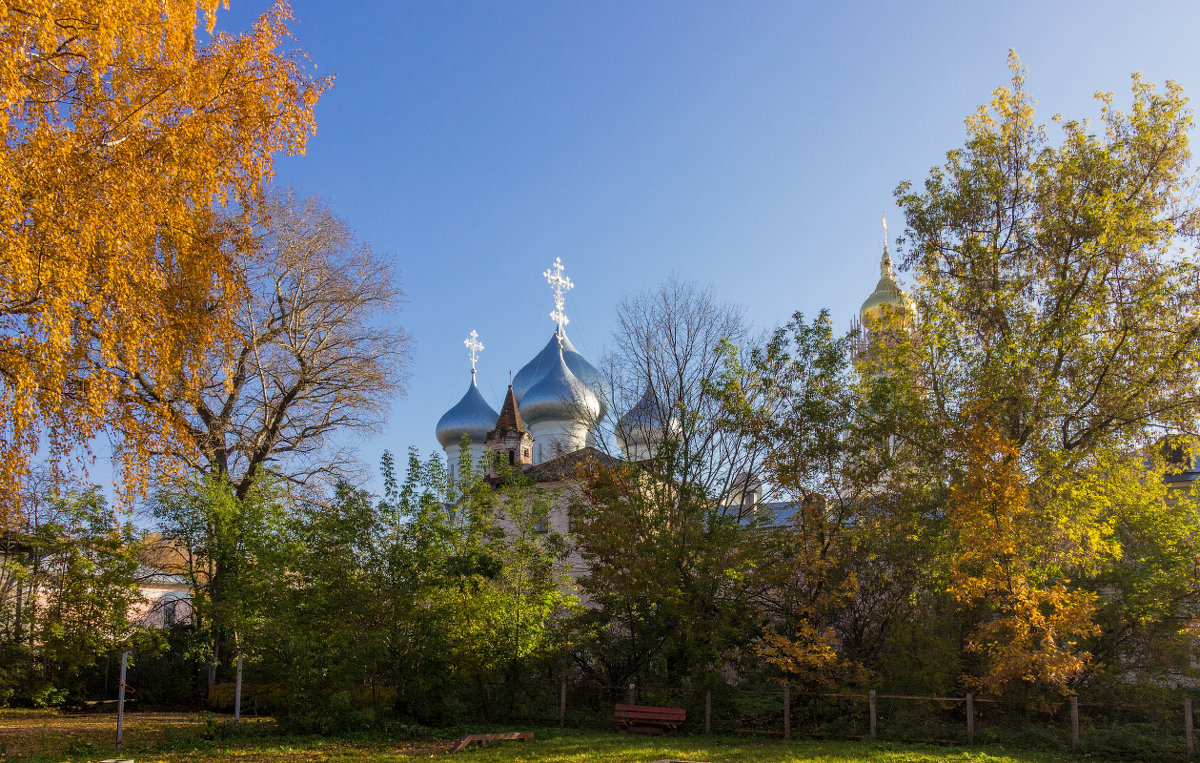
[205, 0, 1200, 471]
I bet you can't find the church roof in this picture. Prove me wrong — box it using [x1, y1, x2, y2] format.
[521, 346, 602, 427]
[512, 329, 608, 418]
[522, 446, 620, 483]
[491, 384, 526, 434]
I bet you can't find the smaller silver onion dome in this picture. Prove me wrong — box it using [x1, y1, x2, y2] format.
[521, 347, 602, 426]
[512, 330, 606, 417]
[616, 385, 679, 458]
[435, 377, 500, 448]
[616, 386, 666, 438]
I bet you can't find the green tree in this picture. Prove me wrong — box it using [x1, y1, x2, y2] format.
[712, 311, 945, 692]
[894, 54, 1200, 692]
[150, 475, 289, 687]
[1, 481, 144, 706]
[381, 447, 575, 723]
[571, 444, 769, 690]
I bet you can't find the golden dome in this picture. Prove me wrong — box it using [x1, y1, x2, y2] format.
[859, 248, 914, 320]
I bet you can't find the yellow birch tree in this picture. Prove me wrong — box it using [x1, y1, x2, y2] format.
[0, 1, 328, 514]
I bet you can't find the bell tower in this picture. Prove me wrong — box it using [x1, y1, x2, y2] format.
[486, 384, 534, 474]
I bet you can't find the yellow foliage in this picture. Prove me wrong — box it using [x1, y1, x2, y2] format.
[0, 0, 328, 511]
[756, 622, 839, 681]
[949, 419, 1100, 695]
[755, 620, 868, 689]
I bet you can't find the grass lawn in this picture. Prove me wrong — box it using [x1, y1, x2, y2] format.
[0, 710, 1074, 762]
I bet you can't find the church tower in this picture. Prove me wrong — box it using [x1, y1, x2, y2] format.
[851, 215, 915, 368]
[486, 384, 534, 473]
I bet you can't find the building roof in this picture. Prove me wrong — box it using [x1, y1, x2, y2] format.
[512, 329, 608, 418]
[490, 384, 526, 435]
[520, 347, 602, 427]
[522, 446, 621, 483]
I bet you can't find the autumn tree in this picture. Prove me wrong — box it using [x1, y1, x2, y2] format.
[0, 1, 328, 509]
[712, 311, 942, 690]
[947, 420, 1101, 694]
[120, 191, 408, 500]
[894, 54, 1200, 691]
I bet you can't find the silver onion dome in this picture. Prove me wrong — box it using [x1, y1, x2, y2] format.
[616, 386, 665, 438]
[521, 347, 602, 426]
[616, 385, 679, 458]
[435, 378, 500, 448]
[512, 330, 606, 417]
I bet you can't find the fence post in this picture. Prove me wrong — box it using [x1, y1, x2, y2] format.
[116, 650, 128, 750]
[869, 689, 876, 741]
[966, 693, 974, 746]
[627, 682, 636, 705]
[559, 679, 567, 727]
[783, 683, 791, 739]
[1186, 698, 1194, 758]
[705, 690, 712, 734]
[234, 653, 243, 726]
[1070, 695, 1080, 752]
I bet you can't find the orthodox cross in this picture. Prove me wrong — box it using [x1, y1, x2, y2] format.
[464, 329, 484, 380]
[881, 213, 894, 276]
[543, 257, 573, 346]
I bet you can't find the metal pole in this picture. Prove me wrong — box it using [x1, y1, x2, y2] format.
[116, 651, 128, 750]
[705, 690, 712, 734]
[627, 682, 635, 705]
[559, 679, 567, 727]
[1186, 698, 1194, 758]
[869, 689, 877, 741]
[783, 683, 791, 739]
[234, 653, 243, 725]
[966, 693, 974, 746]
[1071, 695, 1080, 752]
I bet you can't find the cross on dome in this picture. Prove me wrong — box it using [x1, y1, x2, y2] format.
[543, 257, 573, 345]
[880, 213, 895, 277]
[464, 329, 484, 378]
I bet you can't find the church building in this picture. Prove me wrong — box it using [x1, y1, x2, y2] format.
[435, 236, 913, 491]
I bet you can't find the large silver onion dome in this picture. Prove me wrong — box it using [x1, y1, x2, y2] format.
[435, 378, 500, 448]
[512, 330, 606, 417]
[521, 348, 602, 426]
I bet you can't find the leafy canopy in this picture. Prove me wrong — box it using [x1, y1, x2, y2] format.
[0, 1, 328, 507]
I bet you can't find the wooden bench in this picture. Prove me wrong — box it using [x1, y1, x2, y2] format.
[450, 731, 533, 752]
[611, 703, 686, 734]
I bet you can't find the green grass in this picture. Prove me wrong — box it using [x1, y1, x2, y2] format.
[439, 729, 1070, 762]
[0, 713, 1075, 763]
